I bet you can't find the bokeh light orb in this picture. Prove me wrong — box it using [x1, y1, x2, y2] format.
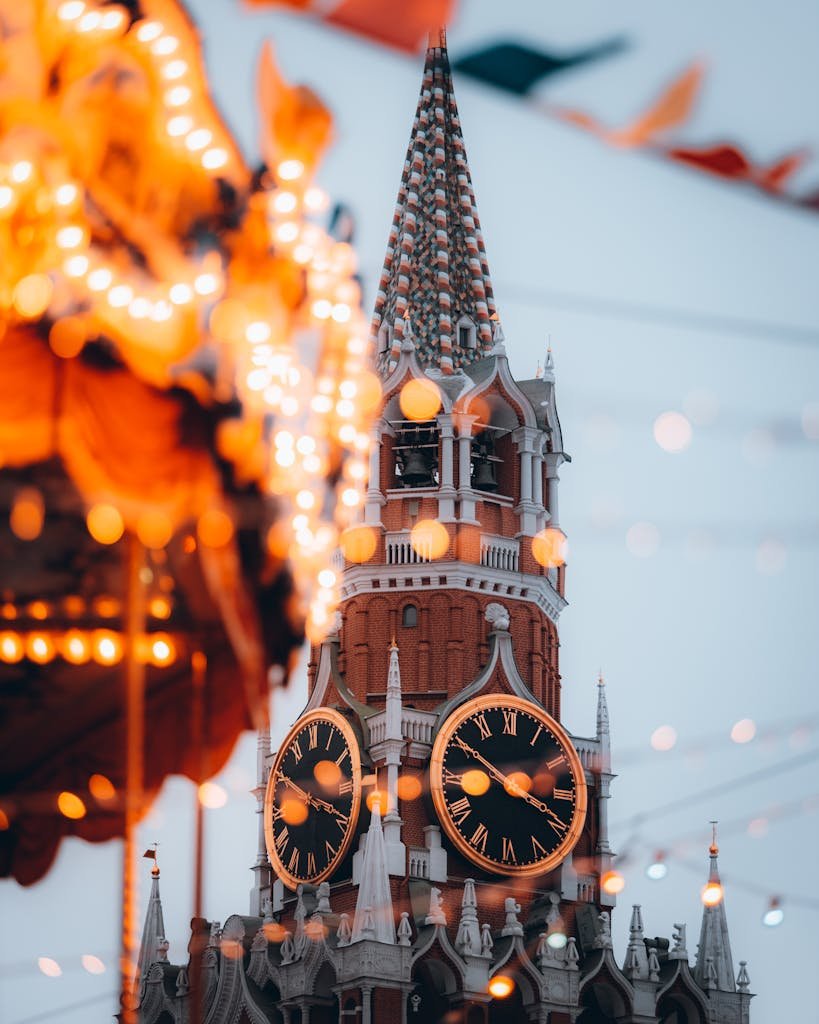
[410, 519, 448, 560]
[340, 524, 378, 563]
[314, 760, 342, 790]
[488, 975, 515, 999]
[399, 378, 441, 421]
[198, 782, 228, 809]
[701, 881, 723, 907]
[532, 527, 568, 569]
[601, 870, 626, 895]
[86, 503, 124, 545]
[650, 725, 677, 752]
[626, 521, 660, 559]
[57, 791, 86, 820]
[461, 769, 490, 797]
[653, 411, 692, 453]
[730, 718, 756, 744]
[396, 774, 422, 801]
[280, 797, 308, 825]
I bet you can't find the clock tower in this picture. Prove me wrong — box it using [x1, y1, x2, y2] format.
[258, 28, 619, 1021]
[136, 30, 754, 1024]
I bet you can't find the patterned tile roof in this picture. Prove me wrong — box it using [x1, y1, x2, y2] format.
[372, 29, 497, 377]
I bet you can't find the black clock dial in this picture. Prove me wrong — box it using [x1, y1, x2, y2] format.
[264, 708, 362, 889]
[430, 695, 587, 876]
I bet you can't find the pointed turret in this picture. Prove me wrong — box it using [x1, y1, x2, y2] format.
[372, 29, 497, 376]
[623, 905, 649, 980]
[351, 803, 396, 944]
[694, 826, 737, 993]
[137, 859, 168, 986]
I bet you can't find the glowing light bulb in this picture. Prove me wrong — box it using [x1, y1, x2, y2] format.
[701, 881, 723, 907]
[78, 10, 101, 31]
[167, 115, 193, 137]
[57, 1, 85, 21]
[762, 899, 784, 927]
[488, 976, 514, 999]
[64, 254, 89, 277]
[87, 268, 112, 291]
[601, 870, 626, 895]
[107, 284, 133, 308]
[10, 161, 33, 183]
[169, 283, 193, 304]
[646, 855, 668, 881]
[152, 35, 179, 55]
[55, 183, 78, 206]
[165, 86, 191, 108]
[201, 148, 228, 170]
[185, 128, 212, 151]
[135, 21, 163, 43]
[161, 59, 188, 80]
[277, 159, 304, 181]
[194, 272, 218, 296]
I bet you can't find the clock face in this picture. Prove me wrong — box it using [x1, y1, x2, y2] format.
[430, 694, 587, 876]
[264, 708, 362, 890]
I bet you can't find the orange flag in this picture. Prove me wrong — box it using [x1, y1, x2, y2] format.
[257, 40, 333, 173]
[608, 61, 704, 148]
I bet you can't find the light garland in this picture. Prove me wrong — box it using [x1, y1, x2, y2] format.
[0, 0, 379, 643]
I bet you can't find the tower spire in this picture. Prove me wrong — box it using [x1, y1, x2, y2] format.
[694, 825, 737, 993]
[137, 854, 168, 987]
[372, 29, 497, 376]
[351, 802, 396, 944]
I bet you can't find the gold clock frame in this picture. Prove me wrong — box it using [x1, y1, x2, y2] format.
[430, 693, 588, 877]
[263, 706, 362, 891]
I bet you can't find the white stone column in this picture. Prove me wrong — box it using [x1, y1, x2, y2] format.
[532, 437, 545, 530]
[365, 421, 386, 527]
[455, 414, 478, 523]
[361, 984, 372, 1024]
[543, 452, 562, 528]
[512, 426, 539, 536]
[437, 414, 456, 521]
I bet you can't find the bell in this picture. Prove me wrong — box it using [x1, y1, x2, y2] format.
[401, 447, 433, 487]
[472, 452, 498, 492]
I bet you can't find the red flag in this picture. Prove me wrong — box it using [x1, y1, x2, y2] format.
[244, 0, 455, 51]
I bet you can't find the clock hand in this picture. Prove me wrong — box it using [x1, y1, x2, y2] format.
[276, 772, 349, 820]
[452, 736, 568, 831]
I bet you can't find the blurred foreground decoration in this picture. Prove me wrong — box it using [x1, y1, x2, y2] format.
[244, 0, 456, 52]
[0, 0, 376, 887]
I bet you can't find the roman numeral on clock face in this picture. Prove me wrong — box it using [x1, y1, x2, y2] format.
[470, 822, 488, 854]
[502, 710, 517, 735]
[339, 778, 353, 795]
[546, 754, 565, 770]
[275, 826, 289, 852]
[502, 837, 517, 863]
[553, 788, 573, 801]
[325, 840, 337, 861]
[308, 723, 319, 749]
[288, 847, 300, 873]
[449, 796, 472, 825]
[474, 714, 492, 740]
[291, 738, 303, 763]
[531, 835, 548, 858]
[306, 852, 316, 875]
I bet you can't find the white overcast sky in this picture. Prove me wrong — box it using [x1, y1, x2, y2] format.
[2, 1, 818, 1021]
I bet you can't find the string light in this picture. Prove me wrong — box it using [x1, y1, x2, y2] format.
[646, 852, 668, 880]
[762, 898, 784, 927]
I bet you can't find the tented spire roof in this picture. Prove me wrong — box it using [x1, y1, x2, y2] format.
[372, 30, 497, 376]
[694, 830, 736, 993]
[137, 864, 168, 985]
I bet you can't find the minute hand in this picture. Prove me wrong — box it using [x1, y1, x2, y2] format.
[453, 737, 567, 831]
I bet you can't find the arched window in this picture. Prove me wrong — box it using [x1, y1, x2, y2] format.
[402, 604, 418, 627]
[378, 321, 391, 353]
[457, 315, 477, 351]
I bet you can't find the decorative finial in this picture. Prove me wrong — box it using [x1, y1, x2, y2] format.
[143, 844, 160, 877]
[709, 821, 719, 856]
[598, 669, 605, 687]
[390, 635, 398, 651]
[535, 360, 543, 379]
[427, 26, 447, 51]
